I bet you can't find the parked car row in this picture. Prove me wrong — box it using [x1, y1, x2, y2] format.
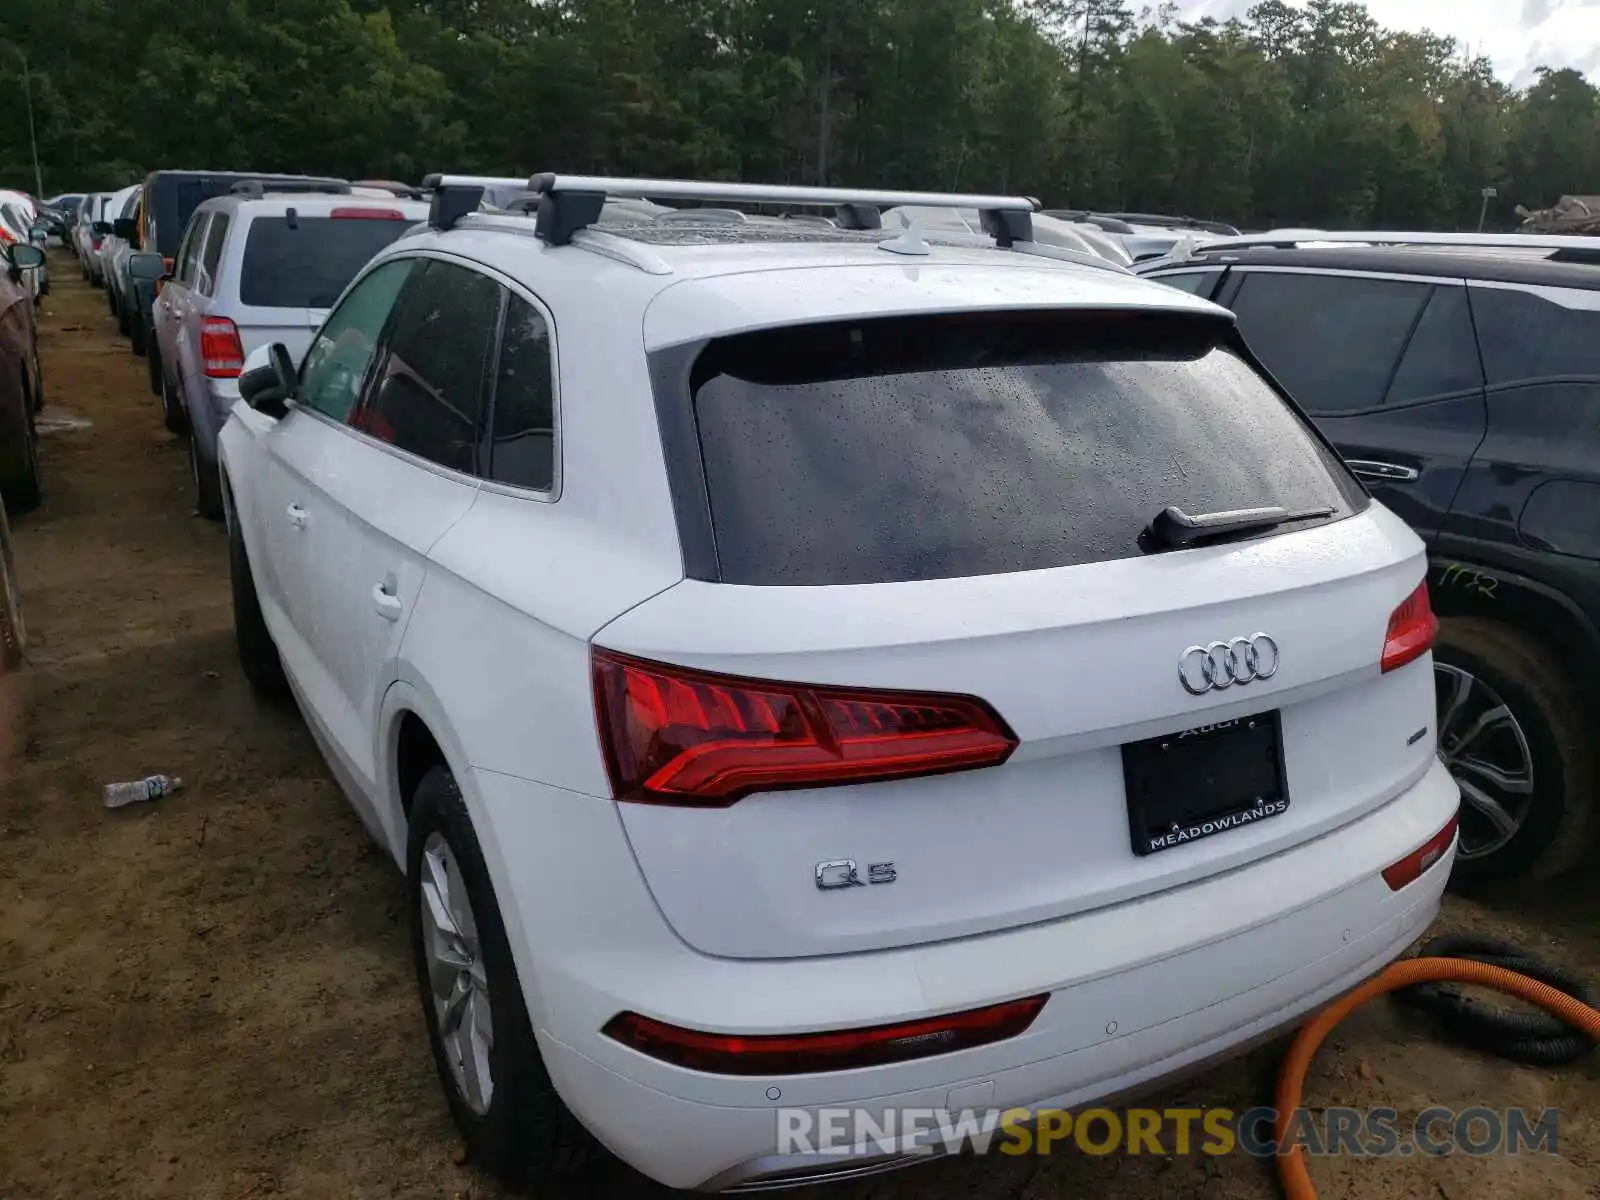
[24, 167, 1590, 1192]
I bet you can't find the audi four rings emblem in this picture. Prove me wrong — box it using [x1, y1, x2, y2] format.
[1179, 633, 1280, 695]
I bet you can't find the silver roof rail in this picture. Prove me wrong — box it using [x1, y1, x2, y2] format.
[1181, 229, 1600, 256]
[421, 171, 1039, 245]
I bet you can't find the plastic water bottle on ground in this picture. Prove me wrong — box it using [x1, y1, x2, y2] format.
[102, 775, 183, 809]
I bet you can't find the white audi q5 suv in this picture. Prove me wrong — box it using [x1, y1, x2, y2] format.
[217, 175, 1459, 1191]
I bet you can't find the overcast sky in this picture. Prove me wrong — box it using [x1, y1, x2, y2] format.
[1176, 0, 1600, 87]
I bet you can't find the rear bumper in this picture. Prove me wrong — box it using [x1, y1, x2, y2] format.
[186, 379, 240, 467]
[472, 757, 1458, 1190]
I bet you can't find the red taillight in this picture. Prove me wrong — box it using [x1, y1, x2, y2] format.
[91, 234, 103, 248]
[603, 995, 1048, 1075]
[201, 316, 246, 379]
[162, 255, 174, 273]
[331, 207, 406, 220]
[1382, 813, 1459, 890]
[591, 649, 1018, 806]
[1381, 579, 1438, 673]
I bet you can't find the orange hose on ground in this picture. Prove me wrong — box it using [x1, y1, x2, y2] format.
[1275, 956, 1600, 1200]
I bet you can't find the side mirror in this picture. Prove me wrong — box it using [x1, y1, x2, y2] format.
[127, 252, 166, 282]
[5, 244, 45, 271]
[238, 343, 298, 418]
[93, 221, 112, 236]
[113, 217, 137, 241]
[28, 225, 49, 244]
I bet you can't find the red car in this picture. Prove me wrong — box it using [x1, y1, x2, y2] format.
[0, 240, 46, 514]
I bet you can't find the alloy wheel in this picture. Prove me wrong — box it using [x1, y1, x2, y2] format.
[419, 832, 495, 1115]
[1434, 662, 1536, 859]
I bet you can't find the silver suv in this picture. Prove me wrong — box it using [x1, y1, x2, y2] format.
[144, 189, 428, 517]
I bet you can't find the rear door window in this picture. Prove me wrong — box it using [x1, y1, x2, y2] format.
[354, 260, 503, 474]
[239, 213, 414, 309]
[198, 214, 230, 296]
[1228, 272, 1430, 413]
[1384, 285, 1483, 403]
[684, 311, 1364, 586]
[173, 215, 207, 287]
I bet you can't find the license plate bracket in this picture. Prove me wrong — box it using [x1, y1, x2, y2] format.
[1122, 712, 1289, 857]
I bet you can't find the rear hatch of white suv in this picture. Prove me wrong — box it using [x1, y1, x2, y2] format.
[594, 301, 1440, 960]
[225, 203, 425, 362]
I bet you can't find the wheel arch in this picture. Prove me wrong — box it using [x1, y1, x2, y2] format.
[377, 678, 556, 1022]
[1428, 557, 1600, 706]
[377, 678, 480, 866]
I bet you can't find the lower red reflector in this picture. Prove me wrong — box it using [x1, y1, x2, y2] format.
[1382, 813, 1459, 890]
[603, 995, 1049, 1076]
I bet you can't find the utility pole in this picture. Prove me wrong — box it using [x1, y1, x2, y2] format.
[18, 50, 44, 199]
[1478, 185, 1497, 233]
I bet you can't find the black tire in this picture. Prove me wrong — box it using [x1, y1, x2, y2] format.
[190, 430, 223, 521]
[407, 767, 598, 1186]
[129, 308, 146, 355]
[107, 286, 118, 320]
[146, 334, 162, 396]
[160, 371, 189, 435]
[1435, 618, 1597, 887]
[227, 492, 288, 697]
[1, 400, 41, 518]
[116, 295, 130, 335]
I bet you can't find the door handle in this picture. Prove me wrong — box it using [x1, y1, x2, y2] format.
[1345, 459, 1420, 483]
[372, 580, 403, 622]
[285, 504, 309, 529]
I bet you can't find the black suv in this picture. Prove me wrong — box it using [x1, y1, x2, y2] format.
[1139, 238, 1600, 886]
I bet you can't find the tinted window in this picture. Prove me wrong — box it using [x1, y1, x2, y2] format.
[1229, 272, 1429, 412]
[198, 213, 230, 296]
[356, 261, 502, 474]
[239, 214, 414, 309]
[688, 312, 1362, 586]
[1150, 269, 1220, 297]
[173, 215, 207, 286]
[489, 295, 556, 491]
[1471, 285, 1600, 385]
[1385, 286, 1482, 403]
[298, 259, 416, 421]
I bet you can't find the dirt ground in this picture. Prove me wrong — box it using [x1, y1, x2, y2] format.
[0, 257, 1596, 1200]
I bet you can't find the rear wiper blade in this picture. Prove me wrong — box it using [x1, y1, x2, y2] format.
[1144, 503, 1335, 552]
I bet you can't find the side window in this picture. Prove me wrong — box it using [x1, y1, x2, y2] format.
[197, 213, 230, 297]
[174, 215, 207, 286]
[1149, 269, 1221, 297]
[1385, 285, 1483, 404]
[488, 295, 557, 491]
[1471, 285, 1600, 385]
[297, 258, 417, 421]
[355, 261, 503, 475]
[1228, 272, 1430, 413]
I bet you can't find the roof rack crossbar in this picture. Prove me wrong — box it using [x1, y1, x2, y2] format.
[522, 173, 1036, 245]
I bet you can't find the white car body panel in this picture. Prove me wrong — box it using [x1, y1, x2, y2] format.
[217, 211, 1458, 1192]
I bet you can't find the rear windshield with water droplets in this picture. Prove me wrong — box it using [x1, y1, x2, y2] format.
[684, 310, 1365, 585]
